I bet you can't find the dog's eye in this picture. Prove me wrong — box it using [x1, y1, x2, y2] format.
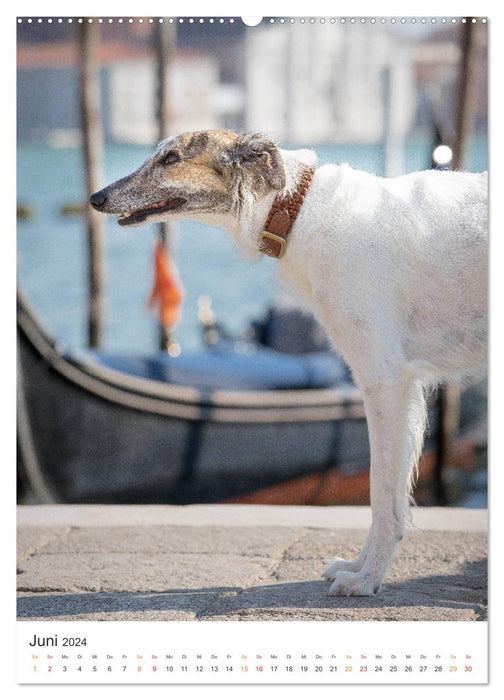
[161, 151, 180, 166]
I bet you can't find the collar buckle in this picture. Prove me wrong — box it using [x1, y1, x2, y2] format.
[258, 230, 287, 259]
[258, 164, 316, 260]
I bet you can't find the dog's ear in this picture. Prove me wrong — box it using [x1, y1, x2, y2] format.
[224, 134, 286, 191]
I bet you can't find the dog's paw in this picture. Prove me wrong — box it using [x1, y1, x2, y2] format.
[328, 570, 381, 597]
[322, 557, 364, 579]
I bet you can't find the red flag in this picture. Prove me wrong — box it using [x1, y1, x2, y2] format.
[148, 241, 183, 329]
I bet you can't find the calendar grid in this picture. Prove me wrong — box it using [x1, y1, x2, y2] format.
[17, 620, 488, 684]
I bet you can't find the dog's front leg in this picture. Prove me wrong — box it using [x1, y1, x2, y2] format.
[325, 376, 425, 596]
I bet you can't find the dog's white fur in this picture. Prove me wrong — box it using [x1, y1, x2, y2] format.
[218, 147, 487, 596]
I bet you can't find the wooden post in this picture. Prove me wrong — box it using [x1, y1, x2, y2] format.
[452, 19, 478, 171]
[434, 18, 479, 503]
[79, 20, 105, 348]
[155, 20, 177, 350]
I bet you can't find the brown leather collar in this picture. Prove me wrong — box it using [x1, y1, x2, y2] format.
[258, 165, 316, 259]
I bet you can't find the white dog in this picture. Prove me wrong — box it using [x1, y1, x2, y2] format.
[90, 131, 488, 596]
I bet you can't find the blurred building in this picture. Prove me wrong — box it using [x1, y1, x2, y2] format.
[110, 56, 219, 143]
[17, 48, 244, 145]
[17, 20, 246, 145]
[17, 19, 486, 147]
[246, 21, 416, 144]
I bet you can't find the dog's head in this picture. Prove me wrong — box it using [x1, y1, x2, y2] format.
[89, 130, 286, 226]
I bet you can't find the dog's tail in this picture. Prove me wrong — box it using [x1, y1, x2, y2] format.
[404, 380, 429, 524]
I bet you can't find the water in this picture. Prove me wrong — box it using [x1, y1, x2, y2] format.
[17, 138, 487, 353]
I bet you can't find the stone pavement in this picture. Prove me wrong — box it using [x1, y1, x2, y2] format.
[17, 504, 487, 622]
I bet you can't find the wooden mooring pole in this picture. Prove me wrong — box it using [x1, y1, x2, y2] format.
[452, 19, 479, 171]
[155, 20, 177, 350]
[79, 20, 105, 348]
[434, 18, 479, 504]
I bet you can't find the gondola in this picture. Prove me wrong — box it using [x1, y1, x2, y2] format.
[17, 291, 370, 504]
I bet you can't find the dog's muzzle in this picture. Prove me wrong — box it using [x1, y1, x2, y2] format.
[89, 189, 187, 225]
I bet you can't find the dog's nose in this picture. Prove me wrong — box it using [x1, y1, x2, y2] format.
[89, 190, 107, 209]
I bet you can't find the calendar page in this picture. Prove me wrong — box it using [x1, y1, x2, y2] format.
[15, 4, 490, 691]
[17, 620, 487, 683]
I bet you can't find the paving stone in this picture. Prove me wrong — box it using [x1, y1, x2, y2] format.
[17, 527, 71, 562]
[16, 506, 487, 622]
[17, 552, 274, 593]
[37, 525, 301, 557]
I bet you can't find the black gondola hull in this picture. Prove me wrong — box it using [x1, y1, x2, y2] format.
[17, 294, 370, 503]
